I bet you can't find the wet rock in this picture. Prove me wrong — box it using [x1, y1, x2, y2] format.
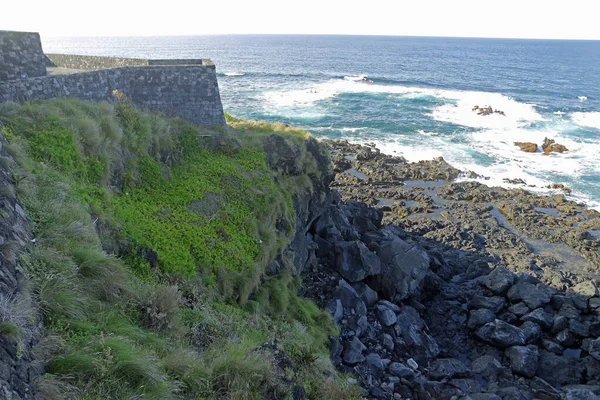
[521, 308, 553, 330]
[483, 267, 515, 295]
[376, 304, 397, 327]
[505, 345, 539, 378]
[429, 358, 470, 380]
[342, 337, 366, 365]
[469, 295, 506, 313]
[536, 350, 583, 386]
[507, 282, 551, 309]
[542, 137, 569, 155]
[336, 279, 367, 316]
[468, 309, 496, 329]
[334, 241, 381, 282]
[514, 142, 538, 153]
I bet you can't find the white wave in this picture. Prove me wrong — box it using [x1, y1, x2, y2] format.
[224, 72, 245, 76]
[430, 93, 543, 129]
[347, 129, 600, 211]
[571, 112, 600, 130]
[578, 96, 588, 101]
[344, 75, 368, 81]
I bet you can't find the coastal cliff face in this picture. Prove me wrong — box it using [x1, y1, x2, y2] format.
[0, 137, 39, 399]
[0, 100, 358, 399]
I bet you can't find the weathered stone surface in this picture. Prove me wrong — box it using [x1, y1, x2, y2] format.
[388, 362, 414, 378]
[505, 345, 539, 378]
[429, 358, 470, 380]
[521, 321, 542, 344]
[469, 296, 505, 313]
[0, 31, 47, 81]
[572, 281, 599, 297]
[376, 304, 397, 327]
[521, 308, 553, 330]
[342, 337, 366, 365]
[582, 338, 600, 361]
[352, 282, 378, 308]
[375, 234, 430, 302]
[475, 320, 526, 348]
[536, 350, 583, 386]
[507, 282, 551, 309]
[467, 308, 496, 329]
[336, 279, 367, 316]
[334, 241, 381, 282]
[484, 267, 515, 295]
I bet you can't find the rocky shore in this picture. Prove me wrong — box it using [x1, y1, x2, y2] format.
[301, 140, 600, 400]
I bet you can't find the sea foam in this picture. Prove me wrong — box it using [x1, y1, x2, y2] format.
[571, 112, 600, 130]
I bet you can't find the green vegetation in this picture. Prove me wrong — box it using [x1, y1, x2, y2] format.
[0, 99, 359, 399]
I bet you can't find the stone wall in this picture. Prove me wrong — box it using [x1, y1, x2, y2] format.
[0, 133, 39, 399]
[0, 31, 47, 81]
[45, 54, 207, 70]
[0, 64, 225, 126]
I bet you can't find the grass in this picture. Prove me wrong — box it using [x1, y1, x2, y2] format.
[0, 99, 359, 399]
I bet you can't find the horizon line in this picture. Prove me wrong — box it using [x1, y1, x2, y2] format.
[40, 32, 600, 42]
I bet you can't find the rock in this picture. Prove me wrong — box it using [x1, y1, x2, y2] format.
[469, 295, 506, 313]
[556, 328, 577, 347]
[521, 321, 542, 344]
[507, 282, 551, 309]
[536, 350, 583, 386]
[552, 315, 569, 333]
[407, 358, 419, 370]
[336, 279, 367, 316]
[509, 302, 531, 317]
[542, 339, 564, 354]
[467, 309, 496, 329]
[429, 358, 470, 380]
[472, 355, 503, 377]
[352, 282, 378, 308]
[573, 281, 599, 297]
[326, 299, 343, 322]
[521, 308, 553, 330]
[329, 336, 343, 366]
[389, 362, 414, 378]
[530, 376, 561, 400]
[342, 337, 366, 365]
[365, 352, 385, 372]
[375, 234, 430, 302]
[563, 386, 600, 400]
[542, 137, 569, 155]
[483, 267, 515, 294]
[492, 320, 527, 348]
[582, 338, 600, 361]
[569, 319, 589, 337]
[334, 241, 381, 282]
[381, 333, 394, 352]
[505, 345, 539, 378]
[514, 142, 538, 153]
[376, 304, 397, 327]
[377, 299, 401, 313]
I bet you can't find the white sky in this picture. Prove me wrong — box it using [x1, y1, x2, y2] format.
[4, 0, 600, 40]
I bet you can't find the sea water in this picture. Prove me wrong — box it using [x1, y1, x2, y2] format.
[43, 35, 600, 209]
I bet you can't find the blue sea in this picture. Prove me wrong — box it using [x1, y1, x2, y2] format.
[42, 35, 600, 209]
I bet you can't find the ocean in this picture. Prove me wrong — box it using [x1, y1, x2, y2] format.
[42, 35, 600, 209]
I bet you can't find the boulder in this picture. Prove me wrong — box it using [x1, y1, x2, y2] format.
[521, 321, 542, 344]
[352, 282, 378, 308]
[483, 267, 515, 295]
[389, 362, 414, 378]
[514, 142, 538, 153]
[505, 345, 539, 378]
[572, 280, 599, 297]
[334, 241, 381, 282]
[471, 355, 503, 378]
[467, 309, 496, 329]
[469, 296, 506, 313]
[475, 320, 526, 348]
[335, 279, 367, 316]
[530, 376, 561, 400]
[536, 350, 583, 385]
[582, 338, 600, 361]
[376, 304, 397, 327]
[521, 308, 553, 330]
[374, 234, 430, 302]
[342, 337, 366, 365]
[507, 282, 551, 309]
[542, 137, 569, 155]
[429, 358, 470, 380]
